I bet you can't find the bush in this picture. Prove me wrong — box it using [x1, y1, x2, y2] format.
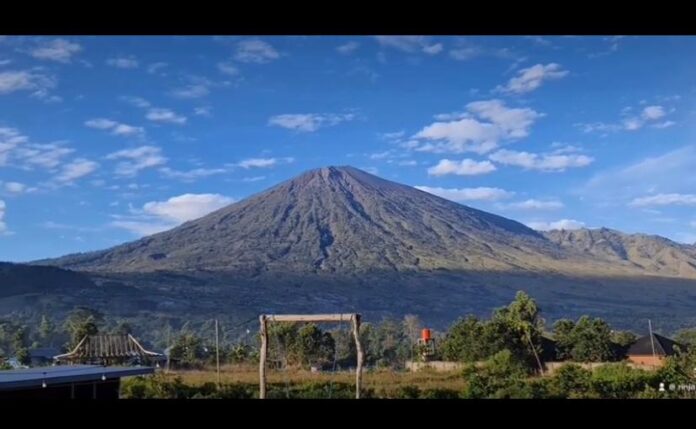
[589, 363, 658, 399]
[548, 364, 592, 398]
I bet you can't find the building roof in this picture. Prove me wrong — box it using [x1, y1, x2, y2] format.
[627, 333, 683, 356]
[54, 334, 163, 362]
[0, 365, 154, 391]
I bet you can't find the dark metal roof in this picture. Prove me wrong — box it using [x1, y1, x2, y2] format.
[627, 333, 683, 356]
[0, 365, 154, 391]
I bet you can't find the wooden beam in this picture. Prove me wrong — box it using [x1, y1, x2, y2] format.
[259, 315, 268, 399]
[352, 314, 363, 399]
[264, 314, 357, 323]
[258, 312, 363, 399]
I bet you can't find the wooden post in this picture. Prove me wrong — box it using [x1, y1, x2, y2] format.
[259, 315, 268, 399]
[215, 319, 221, 389]
[352, 314, 363, 399]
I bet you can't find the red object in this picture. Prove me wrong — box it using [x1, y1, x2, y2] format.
[421, 328, 432, 342]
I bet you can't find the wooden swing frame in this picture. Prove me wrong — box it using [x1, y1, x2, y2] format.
[258, 313, 364, 399]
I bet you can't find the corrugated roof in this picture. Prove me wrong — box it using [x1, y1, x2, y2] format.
[54, 334, 163, 362]
[0, 365, 154, 391]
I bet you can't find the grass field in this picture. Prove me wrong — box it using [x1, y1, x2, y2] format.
[157, 364, 468, 398]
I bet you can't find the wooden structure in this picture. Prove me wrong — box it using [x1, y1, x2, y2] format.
[258, 313, 363, 399]
[54, 334, 164, 366]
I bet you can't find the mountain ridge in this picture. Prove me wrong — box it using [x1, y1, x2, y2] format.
[35, 166, 696, 280]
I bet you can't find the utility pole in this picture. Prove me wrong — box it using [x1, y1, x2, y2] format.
[648, 319, 656, 358]
[215, 319, 221, 389]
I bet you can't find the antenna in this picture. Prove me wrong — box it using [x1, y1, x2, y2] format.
[648, 319, 656, 358]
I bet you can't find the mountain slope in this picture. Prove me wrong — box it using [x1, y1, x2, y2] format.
[41, 166, 568, 274]
[38, 166, 696, 280]
[0, 262, 96, 298]
[543, 228, 696, 278]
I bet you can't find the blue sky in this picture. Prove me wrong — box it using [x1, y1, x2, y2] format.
[1, 35, 695, 262]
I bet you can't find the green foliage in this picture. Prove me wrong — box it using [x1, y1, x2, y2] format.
[63, 307, 103, 348]
[440, 316, 489, 362]
[112, 321, 133, 336]
[38, 315, 55, 346]
[169, 333, 208, 368]
[589, 363, 658, 399]
[674, 328, 696, 348]
[462, 349, 532, 398]
[554, 316, 614, 362]
[548, 364, 592, 398]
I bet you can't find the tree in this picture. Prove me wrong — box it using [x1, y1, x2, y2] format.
[38, 315, 55, 346]
[169, 333, 207, 368]
[112, 321, 133, 336]
[489, 291, 545, 373]
[440, 316, 489, 362]
[64, 308, 103, 348]
[402, 314, 422, 344]
[12, 326, 30, 366]
[674, 328, 696, 349]
[462, 349, 531, 398]
[293, 324, 335, 368]
[553, 316, 614, 362]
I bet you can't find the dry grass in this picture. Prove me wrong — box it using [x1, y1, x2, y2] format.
[167, 364, 468, 394]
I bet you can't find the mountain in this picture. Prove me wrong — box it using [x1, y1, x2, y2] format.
[40, 166, 696, 280]
[0, 262, 96, 298]
[39, 166, 566, 274]
[543, 228, 696, 278]
[27, 166, 696, 333]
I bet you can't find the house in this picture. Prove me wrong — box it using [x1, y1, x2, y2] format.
[0, 364, 154, 399]
[29, 347, 61, 367]
[626, 333, 684, 367]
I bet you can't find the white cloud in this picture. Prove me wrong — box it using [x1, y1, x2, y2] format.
[578, 103, 674, 134]
[375, 36, 443, 55]
[0, 70, 55, 96]
[217, 62, 240, 76]
[629, 193, 696, 208]
[337, 41, 360, 55]
[146, 62, 168, 75]
[110, 220, 171, 236]
[30, 38, 82, 63]
[14, 143, 74, 169]
[170, 84, 209, 99]
[413, 99, 542, 154]
[242, 176, 266, 182]
[427, 158, 496, 176]
[235, 157, 294, 169]
[194, 106, 211, 116]
[581, 146, 696, 203]
[414, 186, 513, 202]
[235, 39, 280, 64]
[146, 108, 187, 125]
[112, 193, 235, 236]
[0, 127, 28, 165]
[159, 166, 226, 181]
[641, 105, 666, 120]
[496, 63, 568, 94]
[504, 199, 564, 210]
[53, 158, 99, 184]
[106, 146, 167, 177]
[0, 199, 6, 234]
[106, 57, 139, 69]
[85, 118, 144, 138]
[527, 219, 585, 231]
[489, 149, 593, 172]
[268, 113, 355, 132]
[449, 46, 481, 60]
[120, 96, 151, 108]
[3, 182, 27, 194]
